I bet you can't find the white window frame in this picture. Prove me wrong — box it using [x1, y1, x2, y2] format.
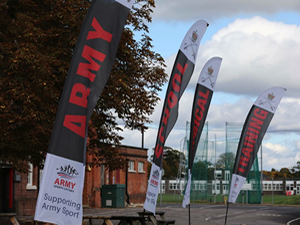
[27, 163, 37, 190]
[128, 161, 135, 172]
[138, 162, 145, 173]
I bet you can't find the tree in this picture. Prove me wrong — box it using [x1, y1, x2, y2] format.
[291, 161, 300, 178]
[216, 152, 235, 170]
[192, 160, 214, 180]
[279, 167, 292, 178]
[0, 0, 167, 172]
[149, 146, 185, 179]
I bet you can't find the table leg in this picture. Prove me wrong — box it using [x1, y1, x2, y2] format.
[9, 216, 20, 225]
[103, 219, 113, 225]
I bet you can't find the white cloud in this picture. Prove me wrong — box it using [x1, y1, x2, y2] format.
[268, 98, 300, 130]
[189, 16, 300, 98]
[153, 1, 300, 21]
[264, 142, 288, 154]
[120, 16, 300, 171]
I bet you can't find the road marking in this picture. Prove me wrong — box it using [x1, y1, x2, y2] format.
[217, 214, 226, 217]
[256, 214, 281, 217]
[287, 217, 300, 225]
[259, 207, 270, 210]
[205, 217, 211, 220]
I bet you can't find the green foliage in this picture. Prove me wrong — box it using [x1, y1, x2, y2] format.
[0, 0, 167, 172]
[192, 160, 214, 180]
[149, 147, 185, 179]
[264, 166, 295, 179]
[216, 152, 235, 169]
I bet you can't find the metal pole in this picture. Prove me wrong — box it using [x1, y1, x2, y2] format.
[225, 202, 229, 225]
[272, 177, 274, 204]
[160, 176, 162, 207]
[214, 135, 217, 203]
[189, 204, 191, 225]
[125, 159, 130, 205]
[242, 191, 244, 204]
[260, 145, 263, 204]
[141, 126, 144, 149]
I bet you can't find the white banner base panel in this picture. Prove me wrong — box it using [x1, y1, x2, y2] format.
[228, 174, 246, 203]
[182, 169, 191, 208]
[35, 153, 85, 225]
[143, 163, 162, 214]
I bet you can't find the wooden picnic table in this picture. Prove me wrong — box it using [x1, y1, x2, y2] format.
[110, 215, 147, 225]
[137, 211, 175, 225]
[82, 215, 113, 225]
[0, 213, 20, 225]
[83, 215, 146, 225]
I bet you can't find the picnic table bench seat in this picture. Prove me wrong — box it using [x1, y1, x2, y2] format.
[156, 219, 176, 225]
[137, 211, 175, 225]
[110, 215, 147, 225]
[82, 215, 113, 225]
[0, 213, 19, 225]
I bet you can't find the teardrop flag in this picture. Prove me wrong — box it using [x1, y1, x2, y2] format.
[34, 1, 133, 224]
[182, 56, 222, 208]
[228, 86, 286, 204]
[144, 20, 208, 213]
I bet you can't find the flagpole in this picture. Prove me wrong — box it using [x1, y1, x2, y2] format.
[224, 202, 229, 225]
[189, 204, 191, 225]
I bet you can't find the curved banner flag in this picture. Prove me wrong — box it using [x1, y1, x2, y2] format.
[34, 1, 133, 224]
[144, 20, 208, 213]
[228, 86, 286, 204]
[182, 57, 222, 208]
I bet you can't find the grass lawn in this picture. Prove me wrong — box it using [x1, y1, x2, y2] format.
[158, 194, 300, 206]
[263, 194, 300, 205]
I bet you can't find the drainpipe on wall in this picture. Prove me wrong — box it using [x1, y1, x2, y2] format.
[125, 159, 130, 205]
[9, 168, 13, 213]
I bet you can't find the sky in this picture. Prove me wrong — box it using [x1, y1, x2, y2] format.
[118, 0, 300, 172]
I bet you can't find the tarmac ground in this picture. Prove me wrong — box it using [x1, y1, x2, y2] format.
[2, 203, 300, 225]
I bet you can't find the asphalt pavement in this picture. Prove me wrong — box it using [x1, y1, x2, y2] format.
[82, 203, 300, 225]
[4, 203, 300, 225]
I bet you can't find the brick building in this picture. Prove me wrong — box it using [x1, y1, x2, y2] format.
[0, 145, 148, 216]
[83, 145, 149, 208]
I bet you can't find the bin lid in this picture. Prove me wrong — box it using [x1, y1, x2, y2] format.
[102, 184, 125, 189]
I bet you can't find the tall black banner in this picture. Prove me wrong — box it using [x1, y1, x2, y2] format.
[35, 1, 133, 224]
[49, 0, 133, 162]
[182, 57, 222, 208]
[144, 20, 208, 213]
[228, 86, 286, 203]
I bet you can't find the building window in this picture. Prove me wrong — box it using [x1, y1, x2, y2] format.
[169, 182, 179, 190]
[161, 182, 165, 194]
[200, 184, 204, 190]
[128, 161, 135, 172]
[138, 162, 144, 173]
[27, 163, 37, 190]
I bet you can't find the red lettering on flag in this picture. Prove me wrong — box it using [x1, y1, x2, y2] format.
[87, 17, 113, 42]
[63, 115, 86, 138]
[77, 45, 106, 82]
[69, 83, 91, 108]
